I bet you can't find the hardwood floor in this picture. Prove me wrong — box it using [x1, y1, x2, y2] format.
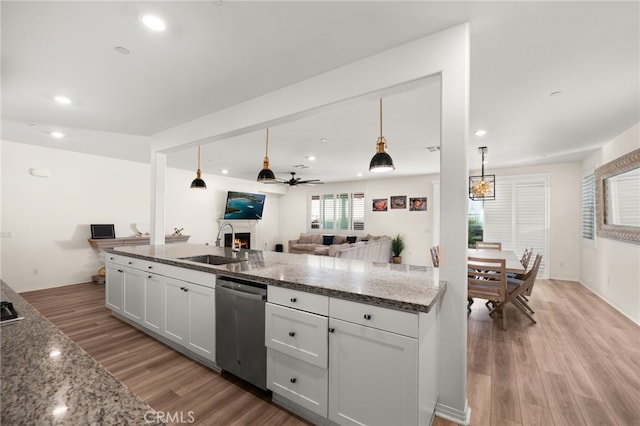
[22, 279, 640, 426]
[21, 283, 310, 426]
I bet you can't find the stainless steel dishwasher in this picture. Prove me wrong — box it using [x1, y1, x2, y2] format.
[215, 276, 267, 390]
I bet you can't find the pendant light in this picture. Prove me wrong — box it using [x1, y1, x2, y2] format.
[369, 98, 395, 173]
[190, 145, 207, 189]
[469, 146, 495, 200]
[257, 128, 276, 182]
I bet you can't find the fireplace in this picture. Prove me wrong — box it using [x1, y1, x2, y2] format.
[224, 232, 250, 249]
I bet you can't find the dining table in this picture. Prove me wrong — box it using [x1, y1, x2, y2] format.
[467, 248, 526, 274]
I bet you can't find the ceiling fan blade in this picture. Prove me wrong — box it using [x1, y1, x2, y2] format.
[297, 179, 322, 184]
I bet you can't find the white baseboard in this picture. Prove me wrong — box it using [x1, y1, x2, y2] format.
[436, 400, 471, 425]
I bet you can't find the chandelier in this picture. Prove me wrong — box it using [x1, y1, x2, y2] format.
[469, 146, 495, 200]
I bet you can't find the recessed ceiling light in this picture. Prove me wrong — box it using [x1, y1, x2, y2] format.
[474, 129, 487, 137]
[320, 138, 327, 143]
[221, 169, 228, 175]
[114, 46, 130, 55]
[50, 131, 65, 139]
[141, 15, 166, 31]
[357, 172, 363, 177]
[306, 155, 316, 161]
[54, 96, 71, 105]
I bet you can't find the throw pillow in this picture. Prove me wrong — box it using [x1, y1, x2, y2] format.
[298, 233, 313, 243]
[333, 235, 347, 244]
[322, 235, 334, 246]
[346, 236, 357, 244]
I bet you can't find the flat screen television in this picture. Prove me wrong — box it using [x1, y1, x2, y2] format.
[223, 191, 266, 220]
[90, 224, 115, 239]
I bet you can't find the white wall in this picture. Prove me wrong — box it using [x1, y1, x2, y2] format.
[581, 123, 640, 324]
[278, 175, 437, 266]
[1, 140, 281, 292]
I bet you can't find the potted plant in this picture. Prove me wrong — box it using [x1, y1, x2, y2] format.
[391, 234, 405, 264]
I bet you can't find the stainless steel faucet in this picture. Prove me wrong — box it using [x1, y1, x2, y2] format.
[217, 222, 240, 256]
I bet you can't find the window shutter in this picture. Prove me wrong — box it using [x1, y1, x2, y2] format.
[483, 176, 549, 278]
[352, 192, 365, 231]
[322, 194, 334, 230]
[310, 195, 321, 229]
[581, 174, 595, 239]
[483, 180, 513, 249]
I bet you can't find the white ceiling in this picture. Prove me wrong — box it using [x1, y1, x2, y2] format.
[2, 1, 638, 184]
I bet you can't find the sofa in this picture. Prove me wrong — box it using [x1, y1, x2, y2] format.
[288, 233, 392, 262]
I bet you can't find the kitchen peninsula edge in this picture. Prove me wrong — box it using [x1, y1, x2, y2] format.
[108, 243, 445, 313]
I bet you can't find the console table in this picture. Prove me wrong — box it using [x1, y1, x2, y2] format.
[88, 235, 190, 249]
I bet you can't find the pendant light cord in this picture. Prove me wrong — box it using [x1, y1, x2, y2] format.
[379, 98, 383, 138]
[265, 128, 269, 157]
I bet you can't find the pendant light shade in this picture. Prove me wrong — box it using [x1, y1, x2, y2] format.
[469, 146, 495, 200]
[190, 145, 207, 189]
[369, 98, 395, 173]
[257, 128, 276, 182]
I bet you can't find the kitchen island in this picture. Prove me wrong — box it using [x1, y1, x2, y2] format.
[106, 243, 445, 426]
[0, 280, 161, 425]
[109, 243, 444, 313]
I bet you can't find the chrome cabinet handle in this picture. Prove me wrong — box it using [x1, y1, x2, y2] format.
[148, 266, 153, 269]
[328, 328, 335, 333]
[290, 378, 297, 383]
[128, 261, 133, 265]
[288, 331, 296, 337]
[290, 297, 297, 303]
[117, 269, 123, 273]
[364, 314, 372, 320]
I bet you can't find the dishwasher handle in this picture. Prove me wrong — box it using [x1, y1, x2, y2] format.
[216, 282, 266, 301]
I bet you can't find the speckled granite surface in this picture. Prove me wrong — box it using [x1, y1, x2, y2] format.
[0, 281, 162, 425]
[110, 244, 446, 313]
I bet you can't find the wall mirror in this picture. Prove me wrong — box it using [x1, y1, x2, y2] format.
[595, 148, 640, 243]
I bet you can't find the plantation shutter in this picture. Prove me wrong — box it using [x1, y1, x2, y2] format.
[483, 176, 549, 278]
[581, 174, 595, 240]
[310, 195, 321, 229]
[322, 194, 334, 230]
[483, 180, 513, 249]
[352, 192, 365, 231]
[336, 193, 350, 230]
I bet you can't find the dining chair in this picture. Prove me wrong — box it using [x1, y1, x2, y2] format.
[468, 256, 507, 329]
[475, 241, 502, 250]
[505, 254, 542, 323]
[508, 247, 532, 280]
[430, 246, 439, 267]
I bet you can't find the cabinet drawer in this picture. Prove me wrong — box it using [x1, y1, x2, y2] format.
[268, 286, 328, 315]
[105, 254, 131, 267]
[329, 298, 418, 338]
[267, 348, 328, 418]
[266, 303, 328, 368]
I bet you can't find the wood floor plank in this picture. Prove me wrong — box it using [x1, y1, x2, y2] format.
[491, 338, 522, 423]
[539, 371, 585, 426]
[519, 401, 555, 426]
[573, 395, 618, 426]
[510, 331, 548, 408]
[466, 371, 492, 426]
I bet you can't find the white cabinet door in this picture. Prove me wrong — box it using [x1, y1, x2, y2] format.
[328, 318, 418, 426]
[144, 273, 165, 334]
[105, 263, 124, 312]
[186, 282, 215, 362]
[163, 276, 189, 345]
[122, 267, 145, 323]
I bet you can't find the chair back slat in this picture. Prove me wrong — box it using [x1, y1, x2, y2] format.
[468, 257, 507, 302]
[430, 246, 439, 267]
[475, 241, 502, 250]
[521, 247, 532, 269]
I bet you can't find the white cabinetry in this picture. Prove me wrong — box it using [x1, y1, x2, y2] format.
[105, 263, 124, 312]
[266, 287, 329, 417]
[105, 254, 216, 364]
[328, 298, 418, 426]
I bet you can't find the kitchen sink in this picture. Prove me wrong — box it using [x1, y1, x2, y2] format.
[179, 254, 244, 265]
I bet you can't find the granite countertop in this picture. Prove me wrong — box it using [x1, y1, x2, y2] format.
[110, 243, 446, 313]
[0, 281, 162, 425]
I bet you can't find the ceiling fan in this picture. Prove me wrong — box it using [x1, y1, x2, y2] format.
[271, 172, 324, 186]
